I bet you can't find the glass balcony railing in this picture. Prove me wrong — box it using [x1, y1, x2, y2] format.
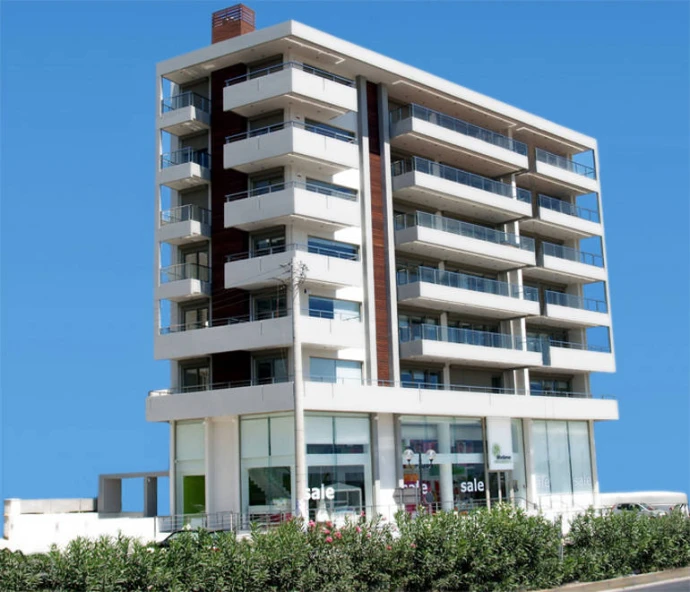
[397, 266, 538, 301]
[160, 147, 210, 169]
[149, 375, 292, 397]
[224, 61, 355, 87]
[395, 211, 535, 252]
[539, 194, 600, 223]
[535, 148, 596, 179]
[545, 290, 608, 313]
[225, 243, 360, 262]
[390, 104, 528, 155]
[542, 242, 604, 268]
[161, 92, 211, 114]
[548, 339, 611, 353]
[160, 310, 287, 335]
[225, 180, 357, 202]
[159, 263, 210, 284]
[399, 323, 538, 351]
[160, 204, 211, 226]
[225, 120, 356, 144]
[391, 156, 531, 203]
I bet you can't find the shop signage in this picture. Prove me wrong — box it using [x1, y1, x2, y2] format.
[458, 478, 484, 493]
[305, 484, 335, 501]
[486, 417, 514, 471]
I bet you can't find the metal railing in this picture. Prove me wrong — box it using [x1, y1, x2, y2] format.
[548, 339, 611, 353]
[225, 61, 355, 87]
[307, 308, 361, 321]
[397, 266, 538, 301]
[395, 211, 535, 252]
[539, 194, 600, 223]
[149, 376, 292, 397]
[160, 147, 210, 169]
[160, 204, 211, 226]
[391, 156, 521, 200]
[160, 310, 287, 335]
[535, 148, 596, 179]
[545, 290, 608, 313]
[399, 323, 537, 351]
[161, 91, 210, 114]
[390, 104, 528, 155]
[543, 242, 604, 268]
[159, 262, 210, 284]
[225, 120, 356, 144]
[531, 389, 592, 399]
[225, 242, 360, 262]
[225, 180, 357, 202]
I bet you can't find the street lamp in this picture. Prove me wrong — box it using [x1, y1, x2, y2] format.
[404, 447, 436, 510]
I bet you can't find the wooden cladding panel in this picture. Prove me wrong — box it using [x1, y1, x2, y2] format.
[367, 82, 390, 383]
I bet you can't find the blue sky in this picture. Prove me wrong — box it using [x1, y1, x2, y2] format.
[1, 1, 688, 515]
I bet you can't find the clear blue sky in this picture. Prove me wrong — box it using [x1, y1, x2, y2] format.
[1, 1, 688, 515]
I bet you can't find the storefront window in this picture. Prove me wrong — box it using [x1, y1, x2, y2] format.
[175, 421, 205, 515]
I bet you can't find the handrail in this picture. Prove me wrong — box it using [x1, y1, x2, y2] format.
[224, 61, 355, 87]
[397, 266, 538, 301]
[543, 242, 604, 268]
[399, 323, 538, 351]
[159, 262, 210, 283]
[306, 308, 361, 321]
[539, 194, 600, 223]
[535, 148, 596, 179]
[531, 389, 594, 399]
[391, 156, 520, 200]
[548, 339, 611, 353]
[225, 120, 356, 144]
[390, 103, 528, 155]
[395, 211, 535, 252]
[545, 290, 607, 313]
[159, 310, 288, 335]
[161, 91, 210, 114]
[149, 376, 293, 397]
[160, 147, 210, 169]
[160, 204, 211, 226]
[225, 180, 357, 202]
[225, 242, 360, 262]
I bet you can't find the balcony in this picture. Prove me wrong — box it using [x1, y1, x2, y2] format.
[157, 263, 210, 301]
[158, 92, 211, 137]
[146, 379, 294, 422]
[531, 148, 599, 194]
[224, 181, 360, 231]
[224, 244, 362, 290]
[396, 267, 539, 319]
[391, 156, 532, 223]
[520, 194, 602, 240]
[399, 324, 543, 368]
[390, 104, 528, 176]
[224, 121, 358, 175]
[223, 61, 357, 119]
[524, 242, 606, 283]
[158, 205, 211, 245]
[394, 211, 536, 271]
[541, 290, 610, 328]
[301, 311, 365, 350]
[159, 148, 210, 190]
[542, 340, 615, 374]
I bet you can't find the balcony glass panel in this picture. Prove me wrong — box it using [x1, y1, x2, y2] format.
[225, 61, 355, 87]
[160, 204, 211, 226]
[161, 147, 210, 169]
[548, 339, 611, 353]
[162, 92, 210, 114]
[539, 194, 600, 223]
[542, 242, 604, 268]
[390, 104, 528, 155]
[535, 148, 596, 179]
[399, 322, 533, 351]
[160, 263, 210, 284]
[225, 242, 361, 262]
[225, 180, 357, 202]
[545, 290, 607, 313]
[225, 120, 356, 144]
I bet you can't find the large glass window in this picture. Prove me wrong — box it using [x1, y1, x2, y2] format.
[309, 357, 362, 385]
[180, 362, 210, 393]
[401, 368, 442, 389]
[308, 296, 360, 321]
[249, 169, 285, 195]
[307, 237, 359, 260]
[253, 290, 286, 320]
[253, 354, 289, 384]
[251, 231, 285, 257]
[175, 421, 205, 515]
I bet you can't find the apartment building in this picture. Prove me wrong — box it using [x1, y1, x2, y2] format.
[150, 5, 618, 523]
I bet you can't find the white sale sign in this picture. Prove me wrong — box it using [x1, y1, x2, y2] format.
[486, 417, 514, 471]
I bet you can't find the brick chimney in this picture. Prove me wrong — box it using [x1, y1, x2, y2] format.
[212, 4, 255, 43]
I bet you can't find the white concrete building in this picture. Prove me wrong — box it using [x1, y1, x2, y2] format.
[150, 4, 617, 525]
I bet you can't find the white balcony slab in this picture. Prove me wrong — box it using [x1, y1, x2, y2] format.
[223, 68, 357, 118]
[156, 279, 210, 302]
[158, 163, 210, 191]
[523, 254, 607, 284]
[399, 339, 543, 369]
[397, 282, 539, 319]
[154, 316, 293, 360]
[392, 171, 531, 223]
[158, 106, 210, 137]
[224, 186, 360, 231]
[391, 117, 528, 177]
[545, 347, 615, 374]
[157, 220, 210, 245]
[303, 383, 618, 421]
[146, 382, 295, 422]
[395, 225, 535, 271]
[535, 160, 599, 194]
[301, 316, 365, 350]
[544, 303, 611, 328]
[225, 250, 362, 290]
[539, 206, 602, 237]
[224, 127, 359, 175]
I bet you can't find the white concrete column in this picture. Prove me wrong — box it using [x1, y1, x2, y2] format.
[523, 419, 537, 508]
[437, 422, 454, 511]
[442, 363, 451, 389]
[588, 420, 600, 507]
[204, 418, 212, 513]
[169, 421, 176, 515]
[440, 312, 448, 342]
[372, 413, 399, 519]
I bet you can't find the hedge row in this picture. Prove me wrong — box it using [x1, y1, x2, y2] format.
[1, 505, 689, 592]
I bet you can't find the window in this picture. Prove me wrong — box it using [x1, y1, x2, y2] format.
[253, 355, 289, 384]
[180, 247, 209, 281]
[531, 378, 571, 396]
[398, 314, 439, 341]
[253, 290, 286, 320]
[249, 169, 285, 195]
[304, 118, 355, 142]
[308, 296, 360, 321]
[251, 231, 285, 257]
[180, 362, 210, 393]
[309, 358, 362, 385]
[248, 110, 284, 136]
[307, 237, 358, 260]
[180, 301, 209, 330]
[248, 55, 283, 79]
[401, 368, 442, 389]
[305, 178, 356, 199]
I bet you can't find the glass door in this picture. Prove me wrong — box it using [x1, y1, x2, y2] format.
[488, 471, 510, 506]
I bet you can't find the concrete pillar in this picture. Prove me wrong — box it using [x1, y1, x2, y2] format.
[372, 413, 398, 519]
[440, 311, 449, 342]
[98, 477, 122, 514]
[442, 363, 451, 390]
[144, 477, 158, 518]
[437, 422, 454, 511]
[523, 420, 537, 508]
